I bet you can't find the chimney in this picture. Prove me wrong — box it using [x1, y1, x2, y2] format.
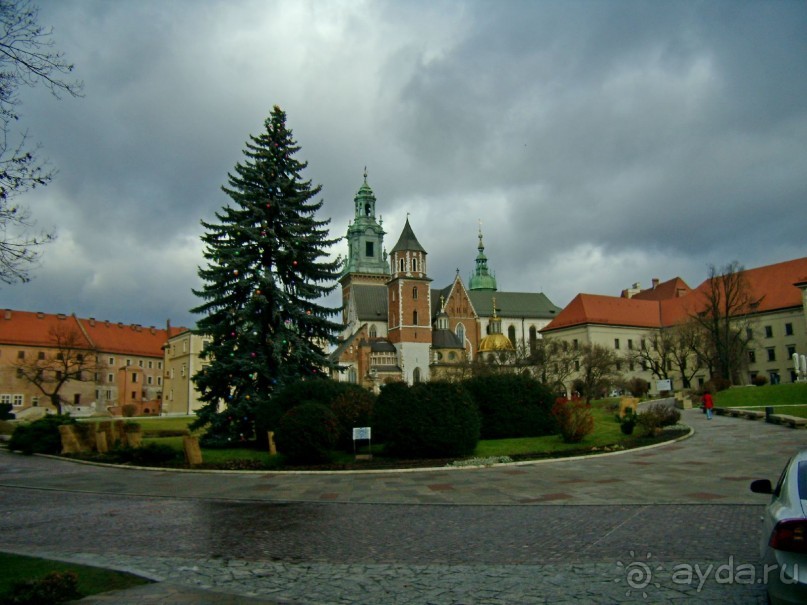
[37, 312, 45, 319]
[166, 319, 172, 336]
[3, 309, 10, 320]
[89, 317, 96, 327]
[652, 278, 660, 289]
[57, 313, 66, 320]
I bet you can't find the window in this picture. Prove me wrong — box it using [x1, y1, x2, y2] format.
[413, 310, 418, 325]
[413, 286, 418, 299]
[126, 359, 131, 366]
[148, 361, 153, 369]
[574, 360, 580, 371]
[131, 373, 138, 383]
[158, 362, 162, 370]
[365, 241, 374, 257]
[108, 357, 114, 365]
[529, 326, 537, 350]
[31, 396, 39, 407]
[157, 377, 162, 387]
[765, 326, 773, 338]
[455, 323, 465, 344]
[107, 373, 114, 383]
[38, 352, 45, 360]
[369, 325, 377, 339]
[449, 352, 456, 361]
[131, 391, 137, 400]
[12, 394, 23, 407]
[614, 338, 620, 350]
[147, 376, 153, 385]
[748, 350, 756, 363]
[348, 367, 357, 383]
[412, 257, 418, 272]
[786, 323, 794, 336]
[74, 394, 81, 405]
[399, 258, 405, 272]
[616, 361, 622, 371]
[767, 348, 776, 362]
[746, 327, 754, 340]
[181, 364, 187, 377]
[788, 345, 796, 358]
[413, 367, 421, 383]
[628, 339, 633, 350]
[508, 325, 516, 346]
[573, 339, 579, 350]
[138, 360, 144, 367]
[17, 350, 24, 359]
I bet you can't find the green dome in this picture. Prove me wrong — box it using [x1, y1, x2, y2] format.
[468, 225, 497, 291]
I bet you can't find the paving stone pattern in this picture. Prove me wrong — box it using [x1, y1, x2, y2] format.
[0, 407, 802, 604]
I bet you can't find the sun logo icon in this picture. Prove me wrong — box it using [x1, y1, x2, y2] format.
[615, 551, 663, 599]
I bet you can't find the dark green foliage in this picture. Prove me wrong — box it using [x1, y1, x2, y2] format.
[462, 374, 557, 439]
[254, 378, 375, 449]
[190, 106, 341, 444]
[551, 399, 594, 443]
[0, 402, 14, 420]
[4, 571, 80, 604]
[8, 414, 75, 455]
[374, 381, 480, 458]
[274, 402, 339, 464]
[108, 443, 182, 467]
[637, 403, 681, 436]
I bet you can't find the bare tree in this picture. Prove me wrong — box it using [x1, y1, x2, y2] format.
[0, 0, 82, 283]
[576, 343, 622, 404]
[691, 262, 754, 384]
[530, 337, 578, 394]
[14, 322, 102, 414]
[627, 321, 706, 389]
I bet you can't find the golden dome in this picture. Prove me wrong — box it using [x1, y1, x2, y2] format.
[478, 333, 514, 352]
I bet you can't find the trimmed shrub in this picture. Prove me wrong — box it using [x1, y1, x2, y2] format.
[374, 381, 480, 458]
[8, 415, 76, 455]
[254, 377, 371, 448]
[108, 443, 182, 466]
[462, 374, 556, 439]
[637, 403, 681, 436]
[330, 387, 375, 449]
[625, 377, 650, 398]
[274, 402, 339, 465]
[551, 399, 594, 443]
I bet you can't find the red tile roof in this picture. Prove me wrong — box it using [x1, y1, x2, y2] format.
[543, 257, 807, 333]
[0, 310, 185, 357]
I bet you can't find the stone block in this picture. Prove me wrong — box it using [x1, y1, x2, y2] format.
[183, 435, 203, 466]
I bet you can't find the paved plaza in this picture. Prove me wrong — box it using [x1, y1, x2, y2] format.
[0, 406, 805, 603]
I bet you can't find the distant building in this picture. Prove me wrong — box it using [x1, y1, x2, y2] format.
[542, 258, 807, 393]
[331, 172, 561, 388]
[0, 310, 183, 416]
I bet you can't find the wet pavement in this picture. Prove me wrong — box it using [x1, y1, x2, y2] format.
[0, 406, 805, 604]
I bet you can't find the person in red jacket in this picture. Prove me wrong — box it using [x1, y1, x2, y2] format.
[702, 391, 714, 420]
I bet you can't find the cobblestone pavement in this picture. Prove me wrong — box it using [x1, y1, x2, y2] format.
[0, 407, 804, 604]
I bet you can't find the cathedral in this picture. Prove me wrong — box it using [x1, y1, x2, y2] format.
[330, 172, 561, 389]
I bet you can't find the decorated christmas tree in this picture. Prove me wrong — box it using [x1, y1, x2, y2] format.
[190, 106, 342, 444]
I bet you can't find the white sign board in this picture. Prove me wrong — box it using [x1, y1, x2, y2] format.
[656, 379, 672, 392]
[352, 427, 371, 441]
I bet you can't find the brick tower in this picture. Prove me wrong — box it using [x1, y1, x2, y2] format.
[387, 217, 432, 383]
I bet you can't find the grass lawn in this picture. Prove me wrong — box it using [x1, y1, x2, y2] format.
[80, 416, 197, 434]
[0, 552, 150, 599]
[715, 383, 807, 417]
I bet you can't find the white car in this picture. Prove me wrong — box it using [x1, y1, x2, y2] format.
[751, 450, 807, 604]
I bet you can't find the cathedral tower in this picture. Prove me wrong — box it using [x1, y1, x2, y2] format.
[468, 222, 497, 291]
[387, 217, 432, 383]
[340, 170, 390, 320]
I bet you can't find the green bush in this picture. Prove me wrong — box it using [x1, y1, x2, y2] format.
[274, 402, 340, 465]
[329, 386, 375, 449]
[462, 374, 557, 439]
[4, 570, 80, 604]
[8, 415, 76, 455]
[108, 443, 182, 466]
[254, 377, 363, 448]
[374, 381, 480, 458]
[551, 399, 594, 443]
[637, 403, 681, 436]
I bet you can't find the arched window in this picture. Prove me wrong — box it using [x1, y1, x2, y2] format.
[369, 324, 377, 339]
[508, 325, 516, 347]
[455, 323, 465, 344]
[413, 367, 421, 383]
[412, 286, 418, 299]
[399, 258, 405, 272]
[412, 257, 418, 272]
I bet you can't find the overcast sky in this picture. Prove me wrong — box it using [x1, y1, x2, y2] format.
[4, 0, 806, 329]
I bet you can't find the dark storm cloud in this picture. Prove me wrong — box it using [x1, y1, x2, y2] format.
[2, 0, 804, 326]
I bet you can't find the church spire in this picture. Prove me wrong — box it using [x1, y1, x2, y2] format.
[468, 220, 497, 291]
